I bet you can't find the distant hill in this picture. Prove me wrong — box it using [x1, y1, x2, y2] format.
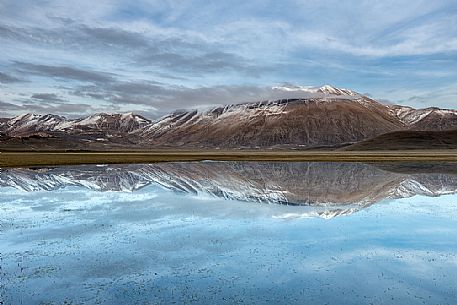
[343, 130, 457, 151]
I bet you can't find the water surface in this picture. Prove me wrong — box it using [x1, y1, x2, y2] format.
[1, 162, 457, 304]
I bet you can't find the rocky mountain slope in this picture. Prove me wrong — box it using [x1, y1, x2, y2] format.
[1, 85, 456, 150]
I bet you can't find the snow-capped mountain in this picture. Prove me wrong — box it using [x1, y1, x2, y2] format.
[390, 105, 457, 129]
[135, 88, 403, 148]
[66, 112, 152, 133]
[1, 85, 456, 150]
[2, 112, 151, 136]
[1, 162, 456, 218]
[4, 113, 67, 135]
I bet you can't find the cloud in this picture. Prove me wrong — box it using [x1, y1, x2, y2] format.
[0, 98, 93, 116]
[0, 72, 22, 83]
[71, 81, 166, 107]
[404, 85, 457, 107]
[31, 93, 67, 103]
[137, 50, 267, 75]
[0, 100, 24, 111]
[21, 102, 94, 114]
[80, 26, 151, 48]
[14, 62, 116, 83]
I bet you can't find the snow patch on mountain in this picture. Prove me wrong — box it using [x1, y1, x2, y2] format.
[272, 84, 360, 98]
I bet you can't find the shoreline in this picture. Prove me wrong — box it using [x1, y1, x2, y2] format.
[1, 150, 457, 168]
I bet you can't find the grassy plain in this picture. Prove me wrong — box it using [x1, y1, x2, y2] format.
[1, 150, 457, 168]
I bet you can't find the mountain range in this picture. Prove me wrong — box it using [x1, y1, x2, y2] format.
[1, 162, 456, 218]
[1, 85, 457, 150]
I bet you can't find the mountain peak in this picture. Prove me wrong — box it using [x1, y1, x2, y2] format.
[9, 113, 66, 125]
[316, 85, 359, 96]
[10, 113, 39, 122]
[272, 84, 360, 98]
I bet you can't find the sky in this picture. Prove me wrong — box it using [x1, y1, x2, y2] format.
[0, 0, 457, 118]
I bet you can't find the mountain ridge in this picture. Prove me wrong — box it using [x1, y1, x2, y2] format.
[1, 85, 456, 150]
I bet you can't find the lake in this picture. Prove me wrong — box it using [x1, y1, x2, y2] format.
[1, 162, 457, 304]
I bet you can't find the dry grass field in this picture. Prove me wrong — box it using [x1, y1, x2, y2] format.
[1, 150, 457, 168]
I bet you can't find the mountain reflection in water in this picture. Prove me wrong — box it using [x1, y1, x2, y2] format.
[1, 161, 457, 218]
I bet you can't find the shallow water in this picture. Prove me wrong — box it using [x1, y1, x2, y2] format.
[1, 162, 457, 304]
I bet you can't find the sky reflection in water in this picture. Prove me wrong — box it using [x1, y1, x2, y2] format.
[1, 162, 457, 305]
